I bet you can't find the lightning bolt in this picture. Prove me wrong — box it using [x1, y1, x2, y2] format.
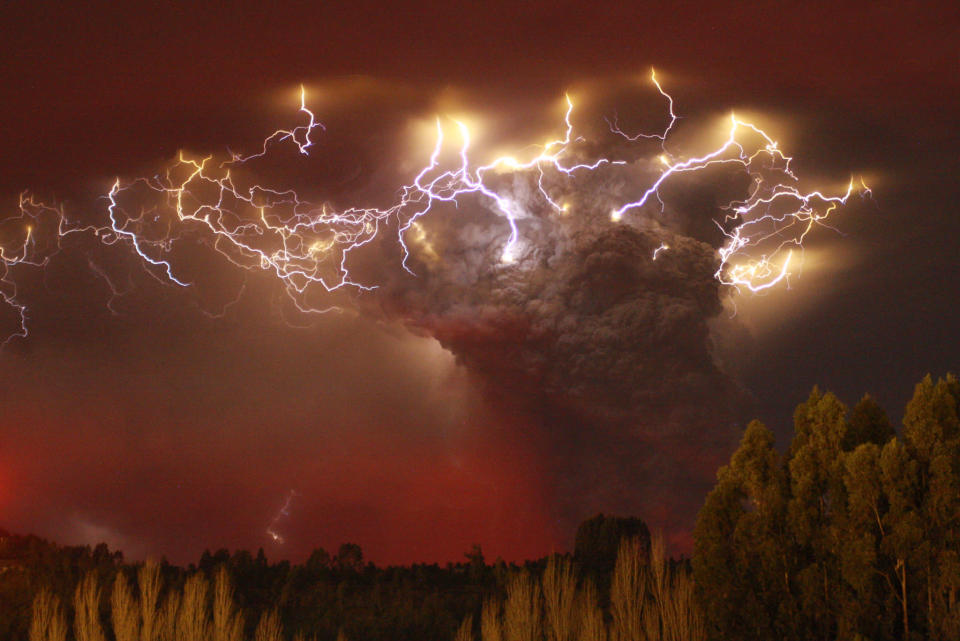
[266, 489, 297, 545]
[0, 194, 67, 344]
[0, 71, 870, 343]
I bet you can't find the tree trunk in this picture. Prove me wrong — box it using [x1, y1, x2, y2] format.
[899, 559, 909, 640]
[824, 565, 830, 641]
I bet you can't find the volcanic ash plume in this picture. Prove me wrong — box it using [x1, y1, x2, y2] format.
[373, 156, 749, 539]
[2, 76, 867, 543]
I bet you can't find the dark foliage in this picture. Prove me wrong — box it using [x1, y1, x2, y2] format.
[574, 513, 651, 594]
[694, 374, 960, 641]
[0, 526, 610, 640]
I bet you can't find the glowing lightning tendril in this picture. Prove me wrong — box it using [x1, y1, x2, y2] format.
[1, 70, 870, 343]
[266, 489, 297, 545]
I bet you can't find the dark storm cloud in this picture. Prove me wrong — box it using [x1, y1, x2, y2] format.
[356, 127, 751, 542]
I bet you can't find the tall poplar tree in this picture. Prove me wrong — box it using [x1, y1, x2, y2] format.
[786, 388, 849, 640]
[694, 420, 791, 640]
[841, 442, 896, 639]
[901, 374, 960, 638]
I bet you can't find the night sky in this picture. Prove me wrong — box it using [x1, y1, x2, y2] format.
[0, 2, 957, 565]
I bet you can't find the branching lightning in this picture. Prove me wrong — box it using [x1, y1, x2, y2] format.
[266, 489, 297, 545]
[0, 70, 870, 343]
[0, 194, 66, 344]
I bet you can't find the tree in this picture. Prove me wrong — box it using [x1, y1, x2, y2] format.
[213, 566, 244, 641]
[733, 420, 797, 640]
[254, 609, 283, 641]
[574, 514, 650, 585]
[901, 374, 960, 638]
[693, 420, 792, 640]
[176, 573, 212, 641]
[503, 571, 541, 641]
[138, 561, 162, 641]
[880, 437, 923, 639]
[693, 466, 744, 638]
[845, 394, 895, 450]
[74, 572, 106, 641]
[542, 556, 577, 641]
[305, 548, 331, 572]
[110, 571, 140, 641]
[465, 545, 486, 582]
[840, 443, 895, 639]
[29, 589, 67, 641]
[334, 544, 364, 573]
[786, 388, 849, 640]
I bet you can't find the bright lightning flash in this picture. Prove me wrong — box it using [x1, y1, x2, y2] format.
[266, 489, 297, 545]
[1, 70, 870, 342]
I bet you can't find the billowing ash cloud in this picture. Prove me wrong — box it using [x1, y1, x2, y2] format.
[363, 154, 751, 541]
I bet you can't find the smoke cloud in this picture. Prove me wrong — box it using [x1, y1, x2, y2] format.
[358, 126, 753, 543]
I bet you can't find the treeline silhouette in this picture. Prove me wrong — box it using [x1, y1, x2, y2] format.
[4, 373, 959, 640]
[2, 515, 653, 641]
